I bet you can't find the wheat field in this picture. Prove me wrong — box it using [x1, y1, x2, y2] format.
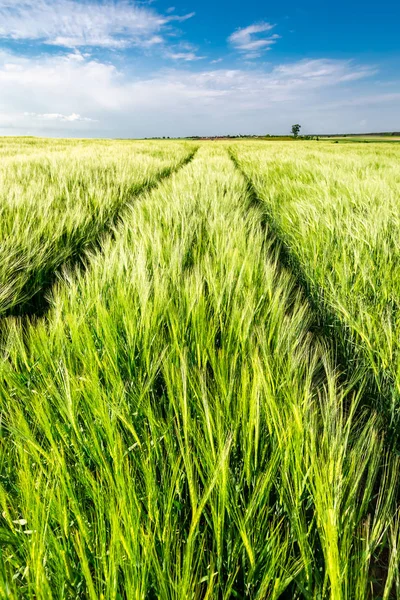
[0, 138, 400, 599]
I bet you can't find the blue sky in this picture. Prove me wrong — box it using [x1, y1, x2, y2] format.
[0, 0, 398, 137]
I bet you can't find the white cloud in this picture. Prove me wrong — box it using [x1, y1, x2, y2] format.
[167, 12, 196, 23]
[166, 52, 205, 61]
[0, 51, 396, 137]
[272, 60, 377, 83]
[164, 40, 205, 62]
[229, 22, 280, 57]
[24, 112, 97, 122]
[324, 92, 400, 108]
[0, 0, 194, 49]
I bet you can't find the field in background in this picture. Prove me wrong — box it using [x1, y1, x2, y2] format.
[1, 137, 400, 599]
[320, 135, 400, 142]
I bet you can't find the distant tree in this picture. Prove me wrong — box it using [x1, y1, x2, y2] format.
[291, 124, 301, 138]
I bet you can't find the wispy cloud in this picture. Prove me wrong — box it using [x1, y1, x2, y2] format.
[229, 22, 280, 58]
[272, 60, 377, 82]
[0, 0, 194, 49]
[24, 111, 97, 122]
[324, 92, 400, 109]
[166, 52, 205, 61]
[164, 41, 205, 62]
[167, 12, 196, 23]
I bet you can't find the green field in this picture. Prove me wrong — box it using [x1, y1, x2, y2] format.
[1, 138, 400, 599]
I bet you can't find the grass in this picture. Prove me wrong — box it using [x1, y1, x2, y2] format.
[0, 140, 399, 598]
[232, 141, 400, 432]
[0, 138, 196, 316]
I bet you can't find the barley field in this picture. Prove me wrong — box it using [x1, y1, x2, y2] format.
[1, 138, 400, 599]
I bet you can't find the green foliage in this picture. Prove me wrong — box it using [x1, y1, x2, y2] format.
[0, 141, 398, 598]
[291, 124, 301, 138]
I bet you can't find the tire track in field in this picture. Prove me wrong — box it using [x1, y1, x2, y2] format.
[229, 147, 399, 599]
[228, 146, 398, 447]
[4, 147, 199, 320]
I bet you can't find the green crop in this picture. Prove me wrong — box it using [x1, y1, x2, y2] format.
[0, 140, 399, 598]
[232, 141, 400, 430]
[0, 138, 196, 316]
